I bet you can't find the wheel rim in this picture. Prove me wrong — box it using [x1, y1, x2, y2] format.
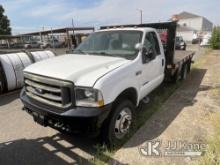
[114, 107, 132, 139]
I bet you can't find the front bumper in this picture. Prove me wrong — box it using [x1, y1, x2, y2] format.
[20, 89, 111, 134]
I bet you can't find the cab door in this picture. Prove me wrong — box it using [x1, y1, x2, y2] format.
[139, 31, 165, 100]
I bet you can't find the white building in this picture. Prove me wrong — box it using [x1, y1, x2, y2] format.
[176, 26, 196, 42]
[172, 12, 213, 42]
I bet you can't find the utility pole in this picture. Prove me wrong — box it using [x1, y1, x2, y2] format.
[137, 9, 143, 24]
[72, 18, 74, 28]
[40, 26, 44, 42]
[51, 27, 55, 49]
[72, 18, 75, 36]
[71, 18, 75, 49]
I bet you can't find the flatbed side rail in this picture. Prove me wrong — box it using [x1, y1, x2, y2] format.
[166, 51, 195, 79]
[172, 51, 195, 69]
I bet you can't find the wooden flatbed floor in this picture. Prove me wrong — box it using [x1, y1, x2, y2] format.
[174, 50, 194, 64]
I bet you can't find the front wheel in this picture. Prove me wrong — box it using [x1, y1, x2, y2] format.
[101, 100, 135, 147]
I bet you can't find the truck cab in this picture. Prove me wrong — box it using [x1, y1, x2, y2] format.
[20, 22, 193, 145]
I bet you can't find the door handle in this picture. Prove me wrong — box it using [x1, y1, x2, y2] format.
[136, 70, 142, 76]
[162, 59, 164, 66]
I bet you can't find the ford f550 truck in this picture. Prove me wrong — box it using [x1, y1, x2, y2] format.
[20, 22, 194, 145]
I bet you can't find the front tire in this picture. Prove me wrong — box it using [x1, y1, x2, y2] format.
[101, 100, 135, 147]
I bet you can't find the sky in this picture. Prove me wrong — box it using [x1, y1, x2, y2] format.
[0, 0, 219, 34]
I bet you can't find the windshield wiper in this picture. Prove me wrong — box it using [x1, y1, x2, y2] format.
[90, 51, 115, 56]
[95, 51, 109, 55]
[73, 49, 88, 55]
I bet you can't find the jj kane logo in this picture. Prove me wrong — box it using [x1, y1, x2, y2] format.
[139, 140, 206, 157]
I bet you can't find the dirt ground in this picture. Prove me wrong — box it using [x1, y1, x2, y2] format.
[109, 51, 220, 165]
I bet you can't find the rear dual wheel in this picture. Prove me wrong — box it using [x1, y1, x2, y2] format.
[172, 61, 191, 82]
[181, 64, 188, 80]
[181, 61, 191, 80]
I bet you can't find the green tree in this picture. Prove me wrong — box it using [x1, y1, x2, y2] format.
[210, 26, 220, 49]
[0, 5, 11, 35]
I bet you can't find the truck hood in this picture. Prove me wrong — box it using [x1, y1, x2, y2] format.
[24, 54, 129, 87]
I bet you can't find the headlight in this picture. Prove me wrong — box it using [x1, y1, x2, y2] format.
[75, 87, 104, 107]
[180, 42, 185, 46]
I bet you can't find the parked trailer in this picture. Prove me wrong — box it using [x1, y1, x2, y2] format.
[0, 50, 56, 94]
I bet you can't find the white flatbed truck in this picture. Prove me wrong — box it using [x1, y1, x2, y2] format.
[20, 21, 194, 145]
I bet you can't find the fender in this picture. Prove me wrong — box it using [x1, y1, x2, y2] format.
[94, 59, 141, 106]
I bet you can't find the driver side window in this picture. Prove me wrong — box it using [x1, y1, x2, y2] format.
[144, 33, 153, 52]
[144, 32, 161, 55]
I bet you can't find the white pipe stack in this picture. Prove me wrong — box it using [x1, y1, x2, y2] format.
[0, 50, 56, 92]
[30, 50, 55, 62]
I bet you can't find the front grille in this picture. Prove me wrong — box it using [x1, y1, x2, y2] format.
[24, 73, 73, 108]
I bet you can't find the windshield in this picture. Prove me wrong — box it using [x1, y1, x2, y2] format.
[176, 36, 183, 42]
[73, 30, 143, 60]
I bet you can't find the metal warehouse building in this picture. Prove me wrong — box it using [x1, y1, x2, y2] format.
[172, 11, 213, 42]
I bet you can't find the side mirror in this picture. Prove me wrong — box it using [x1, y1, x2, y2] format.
[135, 43, 143, 51]
[142, 47, 156, 63]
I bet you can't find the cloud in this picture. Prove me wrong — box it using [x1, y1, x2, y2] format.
[59, 0, 218, 27]
[60, 0, 151, 25]
[1, 0, 219, 34]
[29, 4, 66, 17]
[1, 0, 32, 12]
[57, 0, 198, 26]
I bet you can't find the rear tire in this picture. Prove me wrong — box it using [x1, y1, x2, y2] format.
[187, 61, 191, 73]
[181, 63, 188, 80]
[101, 100, 135, 147]
[171, 71, 179, 83]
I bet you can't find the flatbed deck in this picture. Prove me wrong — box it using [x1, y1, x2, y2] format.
[174, 50, 194, 65]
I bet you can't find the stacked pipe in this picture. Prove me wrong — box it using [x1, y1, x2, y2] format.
[0, 50, 56, 94]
